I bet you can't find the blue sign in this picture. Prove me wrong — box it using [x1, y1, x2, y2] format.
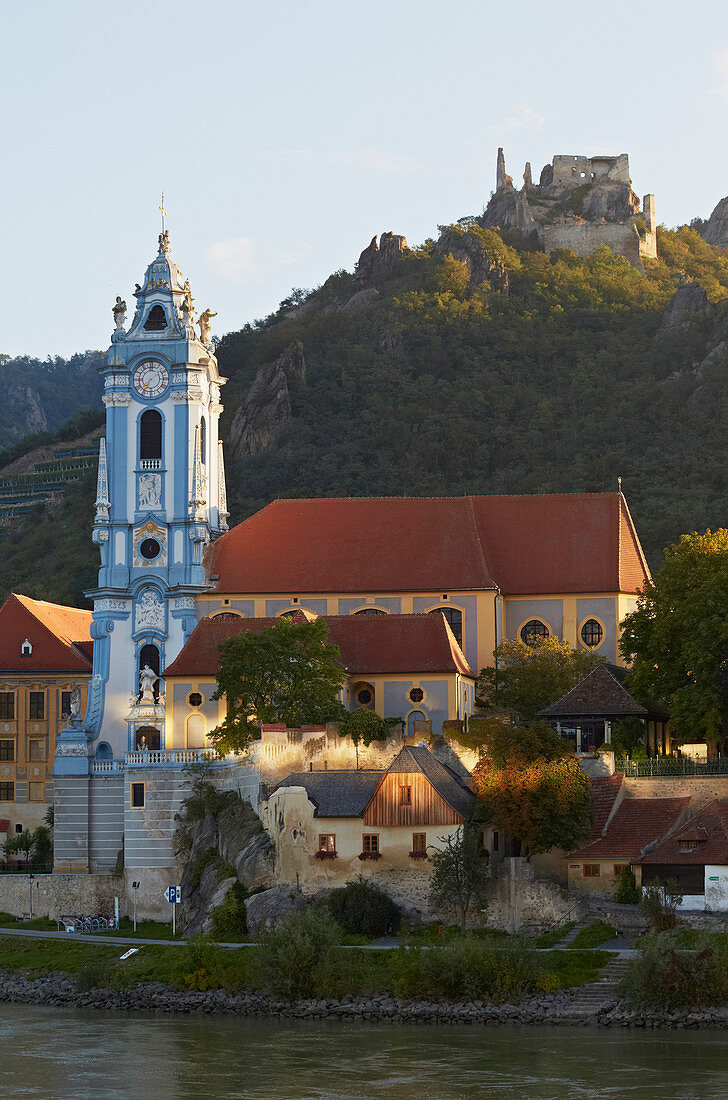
[164, 886, 181, 903]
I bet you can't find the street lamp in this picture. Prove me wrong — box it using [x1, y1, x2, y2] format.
[131, 881, 140, 933]
[27, 873, 34, 920]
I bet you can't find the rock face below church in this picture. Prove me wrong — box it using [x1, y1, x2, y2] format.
[703, 196, 728, 248]
[658, 281, 711, 334]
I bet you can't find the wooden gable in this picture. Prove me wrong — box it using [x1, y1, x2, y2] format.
[363, 771, 463, 828]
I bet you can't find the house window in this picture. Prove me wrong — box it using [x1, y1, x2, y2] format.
[412, 832, 427, 854]
[0, 741, 14, 762]
[581, 619, 604, 648]
[613, 864, 628, 877]
[140, 409, 162, 460]
[29, 692, 45, 720]
[130, 782, 145, 808]
[318, 834, 336, 853]
[429, 607, 462, 647]
[61, 691, 72, 719]
[0, 783, 14, 801]
[492, 830, 500, 852]
[408, 687, 424, 704]
[143, 304, 167, 331]
[399, 786, 412, 805]
[188, 692, 203, 707]
[354, 608, 386, 616]
[583, 864, 601, 877]
[0, 693, 14, 720]
[363, 834, 379, 854]
[357, 689, 372, 705]
[28, 782, 44, 802]
[28, 740, 45, 762]
[520, 620, 549, 646]
[21, 639, 32, 658]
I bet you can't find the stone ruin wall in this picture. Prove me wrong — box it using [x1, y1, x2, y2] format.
[550, 153, 631, 187]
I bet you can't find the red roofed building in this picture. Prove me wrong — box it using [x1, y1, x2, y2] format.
[198, 491, 649, 676]
[0, 593, 93, 835]
[637, 799, 728, 907]
[163, 611, 476, 747]
[567, 776, 689, 894]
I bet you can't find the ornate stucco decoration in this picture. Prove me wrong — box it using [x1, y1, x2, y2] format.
[102, 393, 132, 407]
[134, 587, 164, 632]
[132, 520, 167, 567]
[137, 471, 162, 510]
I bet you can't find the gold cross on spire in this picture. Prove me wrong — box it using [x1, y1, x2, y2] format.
[160, 191, 167, 233]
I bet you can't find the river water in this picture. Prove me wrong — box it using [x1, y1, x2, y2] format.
[0, 1006, 726, 1099]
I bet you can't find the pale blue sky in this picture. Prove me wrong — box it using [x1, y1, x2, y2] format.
[2, 0, 728, 358]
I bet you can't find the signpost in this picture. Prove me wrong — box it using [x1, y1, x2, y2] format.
[164, 885, 181, 936]
[27, 873, 34, 920]
[131, 881, 140, 932]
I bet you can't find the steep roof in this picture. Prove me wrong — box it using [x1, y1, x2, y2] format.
[0, 593, 93, 673]
[570, 796, 689, 860]
[164, 613, 474, 678]
[591, 773, 625, 835]
[276, 745, 475, 819]
[204, 492, 649, 596]
[539, 664, 653, 719]
[638, 800, 728, 866]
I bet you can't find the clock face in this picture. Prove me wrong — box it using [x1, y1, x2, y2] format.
[133, 360, 169, 398]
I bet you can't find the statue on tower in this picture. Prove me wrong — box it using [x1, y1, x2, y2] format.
[112, 296, 127, 331]
[138, 665, 157, 704]
[198, 308, 217, 344]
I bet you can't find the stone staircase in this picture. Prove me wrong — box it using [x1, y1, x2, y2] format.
[563, 956, 632, 1014]
[558, 920, 589, 947]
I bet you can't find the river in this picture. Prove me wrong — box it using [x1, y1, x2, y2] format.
[0, 1006, 726, 1099]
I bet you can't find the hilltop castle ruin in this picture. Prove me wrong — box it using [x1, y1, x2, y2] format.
[483, 149, 657, 272]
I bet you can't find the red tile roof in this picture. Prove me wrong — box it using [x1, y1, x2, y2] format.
[638, 800, 728, 866]
[591, 773, 625, 835]
[204, 492, 649, 596]
[570, 796, 690, 860]
[0, 593, 93, 673]
[164, 613, 474, 678]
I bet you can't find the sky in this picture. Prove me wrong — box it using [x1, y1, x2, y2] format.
[2, 0, 728, 359]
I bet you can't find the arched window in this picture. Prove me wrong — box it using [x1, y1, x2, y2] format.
[199, 417, 206, 466]
[279, 609, 299, 620]
[95, 741, 112, 761]
[520, 620, 549, 646]
[139, 643, 160, 701]
[186, 713, 206, 748]
[353, 608, 386, 616]
[581, 619, 604, 648]
[140, 410, 162, 461]
[143, 304, 167, 331]
[210, 612, 242, 621]
[136, 725, 160, 750]
[429, 607, 463, 647]
[407, 710, 427, 738]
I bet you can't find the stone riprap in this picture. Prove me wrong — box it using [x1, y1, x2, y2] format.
[2, 970, 728, 1029]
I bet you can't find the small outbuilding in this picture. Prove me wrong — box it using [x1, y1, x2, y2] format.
[636, 799, 728, 910]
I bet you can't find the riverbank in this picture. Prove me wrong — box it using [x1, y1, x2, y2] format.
[2, 968, 728, 1029]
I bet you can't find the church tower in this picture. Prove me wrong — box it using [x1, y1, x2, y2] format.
[84, 222, 227, 759]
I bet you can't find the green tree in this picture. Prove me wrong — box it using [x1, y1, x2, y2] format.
[338, 708, 397, 767]
[472, 752, 593, 856]
[209, 617, 346, 753]
[479, 636, 606, 722]
[466, 715, 574, 765]
[429, 826, 490, 933]
[620, 529, 728, 744]
[3, 831, 34, 869]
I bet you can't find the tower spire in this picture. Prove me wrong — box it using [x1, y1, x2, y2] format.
[218, 440, 229, 531]
[94, 438, 109, 523]
[158, 192, 170, 254]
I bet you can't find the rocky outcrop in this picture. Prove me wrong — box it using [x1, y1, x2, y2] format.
[179, 801, 273, 936]
[228, 341, 305, 458]
[2, 385, 48, 439]
[433, 227, 509, 293]
[703, 196, 728, 248]
[355, 232, 409, 281]
[336, 288, 380, 313]
[244, 884, 308, 935]
[658, 281, 712, 334]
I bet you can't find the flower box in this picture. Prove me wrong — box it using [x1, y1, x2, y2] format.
[409, 850, 428, 860]
[358, 851, 382, 861]
[314, 849, 337, 860]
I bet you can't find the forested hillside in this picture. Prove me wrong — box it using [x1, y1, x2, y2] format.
[2, 217, 728, 607]
[0, 352, 104, 444]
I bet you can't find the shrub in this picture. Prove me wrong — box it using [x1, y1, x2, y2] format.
[389, 936, 541, 1003]
[568, 920, 616, 949]
[327, 879, 401, 938]
[181, 935, 219, 991]
[621, 930, 728, 1010]
[614, 866, 641, 905]
[641, 880, 682, 931]
[260, 907, 340, 999]
[212, 882, 248, 941]
[75, 961, 113, 991]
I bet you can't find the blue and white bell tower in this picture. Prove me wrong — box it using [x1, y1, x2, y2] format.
[83, 225, 228, 759]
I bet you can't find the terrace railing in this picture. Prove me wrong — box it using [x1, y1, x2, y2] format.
[623, 757, 728, 777]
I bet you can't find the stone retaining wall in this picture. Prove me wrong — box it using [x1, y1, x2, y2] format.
[0, 874, 121, 921]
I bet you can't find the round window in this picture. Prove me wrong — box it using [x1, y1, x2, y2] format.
[188, 692, 203, 707]
[409, 687, 424, 703]
[520, 619, 549, 646]
[581, 619, 603, 648]
[140, 538, 161, 560]
[357, 689, 372, 705]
